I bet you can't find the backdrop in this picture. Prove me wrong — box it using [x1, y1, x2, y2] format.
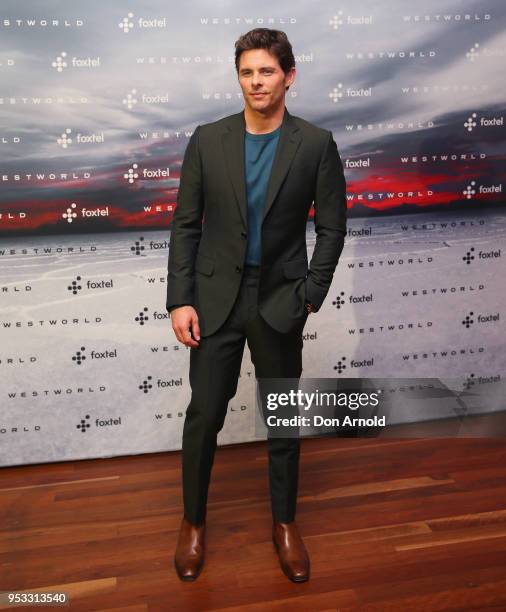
[1, 1, 505, 467]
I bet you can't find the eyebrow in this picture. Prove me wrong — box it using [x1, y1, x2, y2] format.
[239, 66, 276, 73]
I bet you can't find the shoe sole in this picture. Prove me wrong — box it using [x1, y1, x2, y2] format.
[272, 534, 310, 583]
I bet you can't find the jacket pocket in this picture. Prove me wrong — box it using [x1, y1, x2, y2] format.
[282, 257, 308, 279]
[195, 252, 215, 276]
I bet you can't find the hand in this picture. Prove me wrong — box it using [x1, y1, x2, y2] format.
[170, 305, 200, 347]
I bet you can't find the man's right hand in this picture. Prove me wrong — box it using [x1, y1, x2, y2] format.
[170, 306, 200, 347]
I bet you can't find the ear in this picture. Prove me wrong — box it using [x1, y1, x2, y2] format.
[285, 66, 296, 88]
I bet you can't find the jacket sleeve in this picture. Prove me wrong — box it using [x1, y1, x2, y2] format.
[304, 130, 347, 312]
[166, 125, 203, 312]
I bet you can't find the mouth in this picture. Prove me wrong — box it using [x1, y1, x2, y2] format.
[251, 93, 267, 97]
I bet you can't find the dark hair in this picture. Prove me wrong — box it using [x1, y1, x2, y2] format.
[234, 28, 295, 90]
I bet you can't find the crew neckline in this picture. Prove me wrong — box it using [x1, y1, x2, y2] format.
[245, 124, 282, 140]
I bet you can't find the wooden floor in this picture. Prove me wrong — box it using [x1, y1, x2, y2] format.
[1, 436, 506, 611]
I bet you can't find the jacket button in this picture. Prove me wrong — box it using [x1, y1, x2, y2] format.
[235, 265, 242, 273]
[241, 231, 247, 239]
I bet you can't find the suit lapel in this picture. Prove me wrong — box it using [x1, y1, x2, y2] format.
[221, 106, 302, 230]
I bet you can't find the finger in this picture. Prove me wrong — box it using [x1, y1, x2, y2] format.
[173, 322, 188, 346]
[182, 326, 199, 348]
[172, 320, 182, 343]
[192, 316, 201, 342]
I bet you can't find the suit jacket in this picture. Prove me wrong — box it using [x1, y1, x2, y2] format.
[166, 105, 347, 337]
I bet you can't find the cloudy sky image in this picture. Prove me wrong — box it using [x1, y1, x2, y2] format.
[0, 0, 505, 236]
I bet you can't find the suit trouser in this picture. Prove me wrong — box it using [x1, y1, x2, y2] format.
[181, 263, 309, 525]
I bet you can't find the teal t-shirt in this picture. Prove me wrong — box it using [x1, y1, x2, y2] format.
[244, 124, 281, 265]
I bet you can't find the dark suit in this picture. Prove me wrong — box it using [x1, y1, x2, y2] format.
[166, 106, 347, 524]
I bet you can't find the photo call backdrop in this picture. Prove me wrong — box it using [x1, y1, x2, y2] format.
[1, 1, 505, 467]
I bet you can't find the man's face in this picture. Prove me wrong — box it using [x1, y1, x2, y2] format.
[237, 48, 295, 114]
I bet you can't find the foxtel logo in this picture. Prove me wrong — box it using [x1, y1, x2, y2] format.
[118, 12, 168, 33]
[122, 88, 170, 110]
[76, 414, 122, 432]
[57, 128, 105, 148]
[464, 112, 504, 132]
[329, 83, 372, 103]
[463, 181, 502, 199]
[123, 163, 170, 183]
[51, 51, 101, 72]
[329, 11, 373, 29]
[465, 42, 506, 62]
[62, 203, 110, 223]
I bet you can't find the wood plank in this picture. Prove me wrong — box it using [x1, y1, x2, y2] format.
[1, 437, 505, 610]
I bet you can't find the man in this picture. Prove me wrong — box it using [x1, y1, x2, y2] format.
[166, 28, 347, 583]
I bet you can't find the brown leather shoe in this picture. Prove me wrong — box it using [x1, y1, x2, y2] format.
[272, 520, 310, 582]
[174, 515, 206, 581]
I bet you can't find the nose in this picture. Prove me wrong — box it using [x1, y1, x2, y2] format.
[252, 72, 262, 87]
